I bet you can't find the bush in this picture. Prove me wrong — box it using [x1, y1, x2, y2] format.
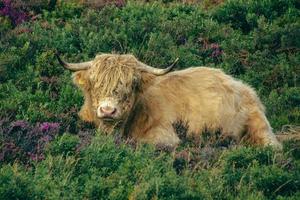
[1, 0, 298, 130]
[0, 165, 36, 199]
[212, 0, 298, 33]
[222, 147, 300, 198]
[1, 134, 299, 199]
[0, 0, 299, 199]
[0, 119, 60, 164]
[47, 133, 80, 156]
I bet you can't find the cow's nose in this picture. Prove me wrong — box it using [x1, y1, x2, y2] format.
[99, 105, 117, 116]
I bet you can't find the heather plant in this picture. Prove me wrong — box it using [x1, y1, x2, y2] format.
[78, 0, 126, 8]
[1, 0, 298, 130]
[47, 133, 80, 156]
[0, 15, 12, 38]
[0, 165, 36, 200]
[212, 0, 299, 33]
[0, 0, 29, 26]
[222, 147, 300, 198]
[0, 133, 299, 199]
[0, 0, 299, 199]
[0, 119, 60, 164]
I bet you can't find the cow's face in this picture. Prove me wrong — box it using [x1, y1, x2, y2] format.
[90, 75, 140, 122]
[73, 55, 142, 124]
[57, 53, 177, 126]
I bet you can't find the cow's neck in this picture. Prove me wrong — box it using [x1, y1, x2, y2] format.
[122, 96, 150, 139]
[121, 74, 155, 137]
[122, 100, 141, 137]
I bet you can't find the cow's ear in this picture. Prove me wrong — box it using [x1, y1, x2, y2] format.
[79, 101, 95, 122]
[72, 71, 89, 88]
[132, 75, 141, 91]
[140, 72, 156, 89]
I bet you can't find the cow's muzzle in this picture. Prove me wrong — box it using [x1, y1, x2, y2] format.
[97, 103, 118, 121]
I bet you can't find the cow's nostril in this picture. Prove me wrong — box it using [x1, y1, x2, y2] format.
[100, 106, 117, 115]
[111, 108, 117, 115]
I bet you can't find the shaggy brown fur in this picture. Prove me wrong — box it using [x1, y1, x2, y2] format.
[89, 54, 137, 96]
[70, 54, 281, 148]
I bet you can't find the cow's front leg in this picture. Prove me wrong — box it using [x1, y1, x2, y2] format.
[133, 126, 180, 148]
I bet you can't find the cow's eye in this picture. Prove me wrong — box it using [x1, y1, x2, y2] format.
[122, 94, 128, 101]
[132, 83, 140, 93]
[112, 89, 118, 95]
[132, 77, 140, 90]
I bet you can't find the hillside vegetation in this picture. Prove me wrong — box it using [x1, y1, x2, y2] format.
[0, 0, 299, 199]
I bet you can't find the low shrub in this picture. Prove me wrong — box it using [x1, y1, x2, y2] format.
[0, 0, 299, 199]
[222, 147, 300, 198]
[0, 165, 36, 200]
[0, 119, 60, 164]
[1, 134, 299, 199]
[47, 133, 80, 156]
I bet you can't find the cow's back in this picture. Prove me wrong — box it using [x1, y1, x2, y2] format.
[139, 67, 257, 139]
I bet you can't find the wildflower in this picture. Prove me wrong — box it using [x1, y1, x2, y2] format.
[210, 43, 223, 58]
[11, 120, 29, 129]
[0, 0, 28, 26]
[28, 152, 45, 162]
[39, 122, 60, 133]
[39, 135, 52, 143]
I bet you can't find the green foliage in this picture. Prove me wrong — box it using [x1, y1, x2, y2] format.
[0, 0, 299, 129]
[222, 147, 300, 198]
[1, 134, 300, 199]
[0, 16, 12, 38]
[0, 165, 36, 200]
[47, 133, 80, 156]
[212, 0, 298, 33]
[265, 87, 300, 129]
[0, 0, 299, 199]
[283, 139, 300, 160]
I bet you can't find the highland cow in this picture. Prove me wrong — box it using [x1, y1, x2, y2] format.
[57, 53, 281, 148]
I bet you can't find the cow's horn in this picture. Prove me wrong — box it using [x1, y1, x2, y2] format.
[56, 53, 92, 71]
[137, 58, 179, 75]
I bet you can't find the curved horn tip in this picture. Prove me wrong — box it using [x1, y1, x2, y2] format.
[163, 57, 179, 72]
[174, 57, 179, 64]
[137, 57, 179, 75]
[55, 52, 67, 67]
[55, 53, 92, 71]
[168, 57, 179, 69]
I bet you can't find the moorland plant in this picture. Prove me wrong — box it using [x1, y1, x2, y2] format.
[0, 0, 299, 199]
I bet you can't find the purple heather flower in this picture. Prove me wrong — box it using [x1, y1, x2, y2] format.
[0, 0, 28, 26]
[28, 152, 42, 161]
[28, 152, 45, 161]
[39, 122, 60, 133]
[0, 142, 21, 162]
[11, 120, 29, 129]
[29, 153, 36, 161]
[210, 43, 223, 58]
[39, 135, 52, 143]
[0, 152, 4, 161]
[115, 0, 126, 7]
[210, 43, 219, 49]
[40, 123, 49, 132]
